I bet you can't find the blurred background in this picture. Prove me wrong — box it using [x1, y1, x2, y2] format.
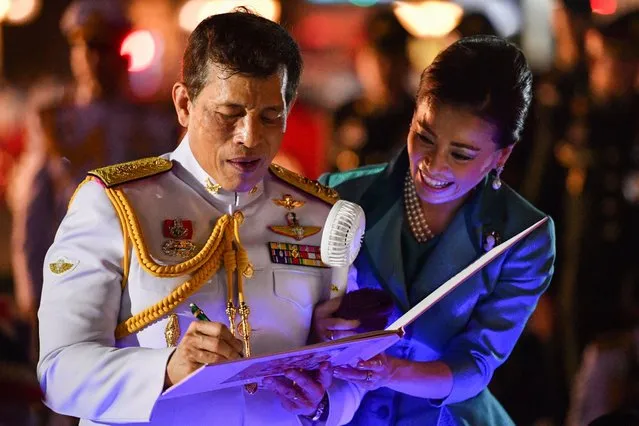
[0, 0, 637, 425]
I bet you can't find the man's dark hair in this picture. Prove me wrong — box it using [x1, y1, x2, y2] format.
[417, 35, 533, 148]
[182, 8, 302, 106]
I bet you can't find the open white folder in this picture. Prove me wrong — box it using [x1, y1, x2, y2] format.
[161, 217, 548, 400]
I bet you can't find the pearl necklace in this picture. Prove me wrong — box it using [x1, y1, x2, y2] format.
[404, 171, 434, 243]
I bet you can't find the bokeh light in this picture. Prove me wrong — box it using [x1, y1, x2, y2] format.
[393, 1, 464, 38]
[0, 0, 11, 21]
[120, 30, 157, 73]
[179, 0, 281, 32]
[6, 0, 40, 24]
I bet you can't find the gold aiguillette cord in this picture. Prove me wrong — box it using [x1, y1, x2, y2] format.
[224, 211, 257, 394]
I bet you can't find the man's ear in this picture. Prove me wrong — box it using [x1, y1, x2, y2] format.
[172, 82, 191, 128]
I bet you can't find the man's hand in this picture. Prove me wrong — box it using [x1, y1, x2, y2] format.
[165, 321, 243, 388]
[312, 297, 360, 343]
[262, 362, 332, 416]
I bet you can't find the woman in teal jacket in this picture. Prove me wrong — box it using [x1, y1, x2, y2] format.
[317, 35, 555, 425]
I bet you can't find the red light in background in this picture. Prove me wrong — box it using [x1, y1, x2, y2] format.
[120, 30, 156, 72]
[590, 0, 617, 15]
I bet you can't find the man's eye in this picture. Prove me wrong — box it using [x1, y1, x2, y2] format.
[217, 111, 241, 120]
[262, 114, 283, 124]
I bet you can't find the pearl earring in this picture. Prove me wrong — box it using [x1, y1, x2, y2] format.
[492, 165, 504, 190]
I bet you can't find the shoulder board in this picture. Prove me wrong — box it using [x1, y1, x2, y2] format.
[269, 164, 339, 205]
[88, 157, 173, 188]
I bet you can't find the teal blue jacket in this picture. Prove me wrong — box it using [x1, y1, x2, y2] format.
[319, 149, 556, 425]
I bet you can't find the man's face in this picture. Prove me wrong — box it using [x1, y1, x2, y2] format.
[173, 64, 290, 192]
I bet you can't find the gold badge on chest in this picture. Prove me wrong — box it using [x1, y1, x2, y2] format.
[161, 218, 197, 258]
[205, 178, 221, 194]
[164, 313, 180, 347]
[268, 194, 321, 241]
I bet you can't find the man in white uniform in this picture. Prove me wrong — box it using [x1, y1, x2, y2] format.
[37, 10, 363, 426]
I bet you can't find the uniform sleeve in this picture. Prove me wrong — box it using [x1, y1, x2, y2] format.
[436, 218, 556, 404]
[324, 379, 366, 426]
[37, 179, 174, 423]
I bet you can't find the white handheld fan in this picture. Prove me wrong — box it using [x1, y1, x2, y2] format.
[320, 200, 366, 298]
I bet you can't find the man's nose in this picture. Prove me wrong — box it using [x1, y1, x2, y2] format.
[233, 115, 262, 148]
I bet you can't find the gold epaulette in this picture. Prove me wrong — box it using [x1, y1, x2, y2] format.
[269, 164, 339, 205]
[88, 157, 173, 188]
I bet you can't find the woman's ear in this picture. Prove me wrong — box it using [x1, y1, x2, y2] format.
[172, 82, 191, 128]
[495, 145, 514, 169]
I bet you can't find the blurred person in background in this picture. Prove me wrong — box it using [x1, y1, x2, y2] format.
[0, 86, 27, 202]
[498, 2, 595, 423]
[330, 8, 415, 172]
[553, 8, 639, 376]
[0, 295, 42, 426]
[566, 327, 639, 425]
[10, 0, 179, 335]
[561, 10, 639, 426]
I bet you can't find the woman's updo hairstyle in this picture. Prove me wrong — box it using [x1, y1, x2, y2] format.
[417, 35, 532, 148]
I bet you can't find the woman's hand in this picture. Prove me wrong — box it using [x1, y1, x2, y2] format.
[262, 362, 332, 416]
[335, 355, 454, 399]
[311, 297, 360, 343]
[332, 353, 396, 390]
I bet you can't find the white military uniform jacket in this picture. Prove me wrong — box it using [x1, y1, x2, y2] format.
[37, 138, 364, 425]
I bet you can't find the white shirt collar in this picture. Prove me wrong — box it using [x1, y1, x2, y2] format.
[170, 135, 265, 213]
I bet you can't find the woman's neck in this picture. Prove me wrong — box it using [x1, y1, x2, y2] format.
[419, 193, 470, 236]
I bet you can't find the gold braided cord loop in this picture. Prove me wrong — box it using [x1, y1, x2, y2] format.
[104, 188, 132, 290]
[106, 187, 231, 277]
[112, 209, 255, 340]
[68, 176, 94, 210]
[114, 244, 226, 339]
[231, 211, 253, 278]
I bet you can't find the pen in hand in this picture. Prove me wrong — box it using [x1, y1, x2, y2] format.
[190, 302, 211, 322]
[190, 302, 256, 393]
[189, 302, 245, 359]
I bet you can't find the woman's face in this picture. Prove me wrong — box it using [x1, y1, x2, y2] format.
[407, 102, 513, 207]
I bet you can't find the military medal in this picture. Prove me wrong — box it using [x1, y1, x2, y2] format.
[269, 194, 320, 241]
[272, 194, 305, 210]
[269, 212, 321, 241]
[205, 178, 221, 194]
[162, 218, 197, 258]
[268, 242, 327, 268]
[163, 218, 193, 240]
[161, 240, 197, 258]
